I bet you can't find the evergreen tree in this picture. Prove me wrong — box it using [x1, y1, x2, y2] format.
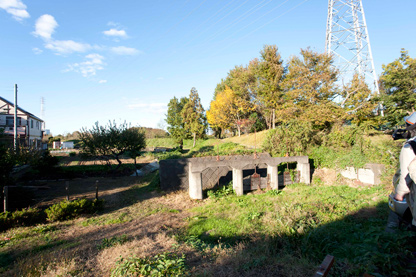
[182, 88, 207, 147]
[166, 97, 188, 150]
[250, 45, 285, 129]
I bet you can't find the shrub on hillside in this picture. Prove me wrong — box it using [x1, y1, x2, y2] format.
[0, 207, 46, 232]
[45, 198, 104, 222]
[262, 120, 318, 157]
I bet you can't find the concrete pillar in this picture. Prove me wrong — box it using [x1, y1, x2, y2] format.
[297, 162, 311, 184]
[232, 167, 244, 196]
[232, 168, 237, 190]
[267, 164, 278, 189]
[189, 163, 203, 199]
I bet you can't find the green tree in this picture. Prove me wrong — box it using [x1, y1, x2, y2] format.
[79, 121, 146, 170]
[380, 49, 416, 126]
[341, 73, 378, 126]
[250, 45, 285, 129]
[166, 96, 189, 150]
[283, 48, 342, 129]
[182, 87, 207, 147]
[125, 127, 147, 172]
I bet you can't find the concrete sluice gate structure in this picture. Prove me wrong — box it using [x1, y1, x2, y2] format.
[159, 153, 311, 200]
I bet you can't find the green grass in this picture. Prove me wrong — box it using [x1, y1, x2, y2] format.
[149, 138, 254, 161]
[146, 138, 178, 148]
[184, 183, 416, 276]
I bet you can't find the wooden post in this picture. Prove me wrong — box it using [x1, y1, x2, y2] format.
[3, 186, 8, 212]
[65, 181, 69, 201]
[95, 180, 99, 200]
[314, 255, 335, 277]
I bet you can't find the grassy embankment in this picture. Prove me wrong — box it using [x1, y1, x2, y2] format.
[1, 131, 414, 276]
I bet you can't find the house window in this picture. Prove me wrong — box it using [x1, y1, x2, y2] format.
[36, 121, 39, 129]
[31, 120, 33, 128]
[6, 116, 21, 126]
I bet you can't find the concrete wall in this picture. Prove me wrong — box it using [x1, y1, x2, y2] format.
[159, 158, 264, 191]
[160, 154, 311, 199]
[340, 163, 385, 185]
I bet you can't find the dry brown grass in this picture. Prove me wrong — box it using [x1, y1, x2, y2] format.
[1, 181, 203, 276]
[223, 130, 269, 149]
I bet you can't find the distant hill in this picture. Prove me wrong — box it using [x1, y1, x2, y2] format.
[140, 127, 169, 139]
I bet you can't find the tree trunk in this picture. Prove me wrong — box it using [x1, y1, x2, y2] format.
[115, 155, 122, 170]
[272, 109, 276, 129]
[238, 125, 241, 137]
[134, 157, 138, 177]
[193, 133, 196, 147]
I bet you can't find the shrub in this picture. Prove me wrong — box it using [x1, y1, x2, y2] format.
[111, 252, 187, 277]
[69, 151, 76, 157]
[31, 150, 59, 173]
[0, 207, 46, 232]
[45, 198, 104, 222]
[262, 120, 318, 157]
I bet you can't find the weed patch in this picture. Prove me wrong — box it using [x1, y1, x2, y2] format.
[111, 252, 187, 277]
[98, 235, 130, 250]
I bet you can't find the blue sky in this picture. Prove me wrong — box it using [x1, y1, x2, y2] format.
[0, 0, 415, 135]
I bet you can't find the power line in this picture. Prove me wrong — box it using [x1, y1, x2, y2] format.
[209, 0, 309, 58]
[224, 0, 291, 41]
[200, 0, 273, 45]
[163, 0, 209, 38]
[181, 0, 238, 47]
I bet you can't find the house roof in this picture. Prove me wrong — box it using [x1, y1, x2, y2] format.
[0, 96, 44, 122]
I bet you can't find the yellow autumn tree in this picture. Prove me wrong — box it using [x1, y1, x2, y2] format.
[207, 86, 254, 137]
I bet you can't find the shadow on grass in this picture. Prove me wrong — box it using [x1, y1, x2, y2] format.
[185, 201, 416, 276]
[97, 171, 161, 214]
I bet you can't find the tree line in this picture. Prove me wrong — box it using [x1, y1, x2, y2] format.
[166, 45, 416, 143]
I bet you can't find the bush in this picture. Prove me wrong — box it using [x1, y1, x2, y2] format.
[0, 207, 46, 232]
[111, 252, 187, 277]
[45, 198, 104, 222]
[31, 150, 59, 173]
[262, 120, 318, 157]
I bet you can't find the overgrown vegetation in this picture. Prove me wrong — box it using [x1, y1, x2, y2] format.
[0, 207, 46, 232]
[111, 252, 187, 277]
[262, 121, 401, 170]
[185, 183, 416, 276]
[45, 198, 104, 222]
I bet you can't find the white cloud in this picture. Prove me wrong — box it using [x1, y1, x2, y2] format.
[33, 14, 57, 40]
[65, 53, 105, 77]
[111, 46, 141, 55]
[127, 103, 167, 114]
[0, 0, 29, 21]
[32, 47, 43, 54]
[45, 40, 91, 55]
[103, 28, 127, 38]
[99, 80, 107, 84]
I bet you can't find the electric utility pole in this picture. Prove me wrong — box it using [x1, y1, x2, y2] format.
[14, 84, 17, 150]
[326, 0, 381, 103]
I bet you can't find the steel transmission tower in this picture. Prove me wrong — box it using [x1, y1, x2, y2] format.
[326, 0, 380, 95]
